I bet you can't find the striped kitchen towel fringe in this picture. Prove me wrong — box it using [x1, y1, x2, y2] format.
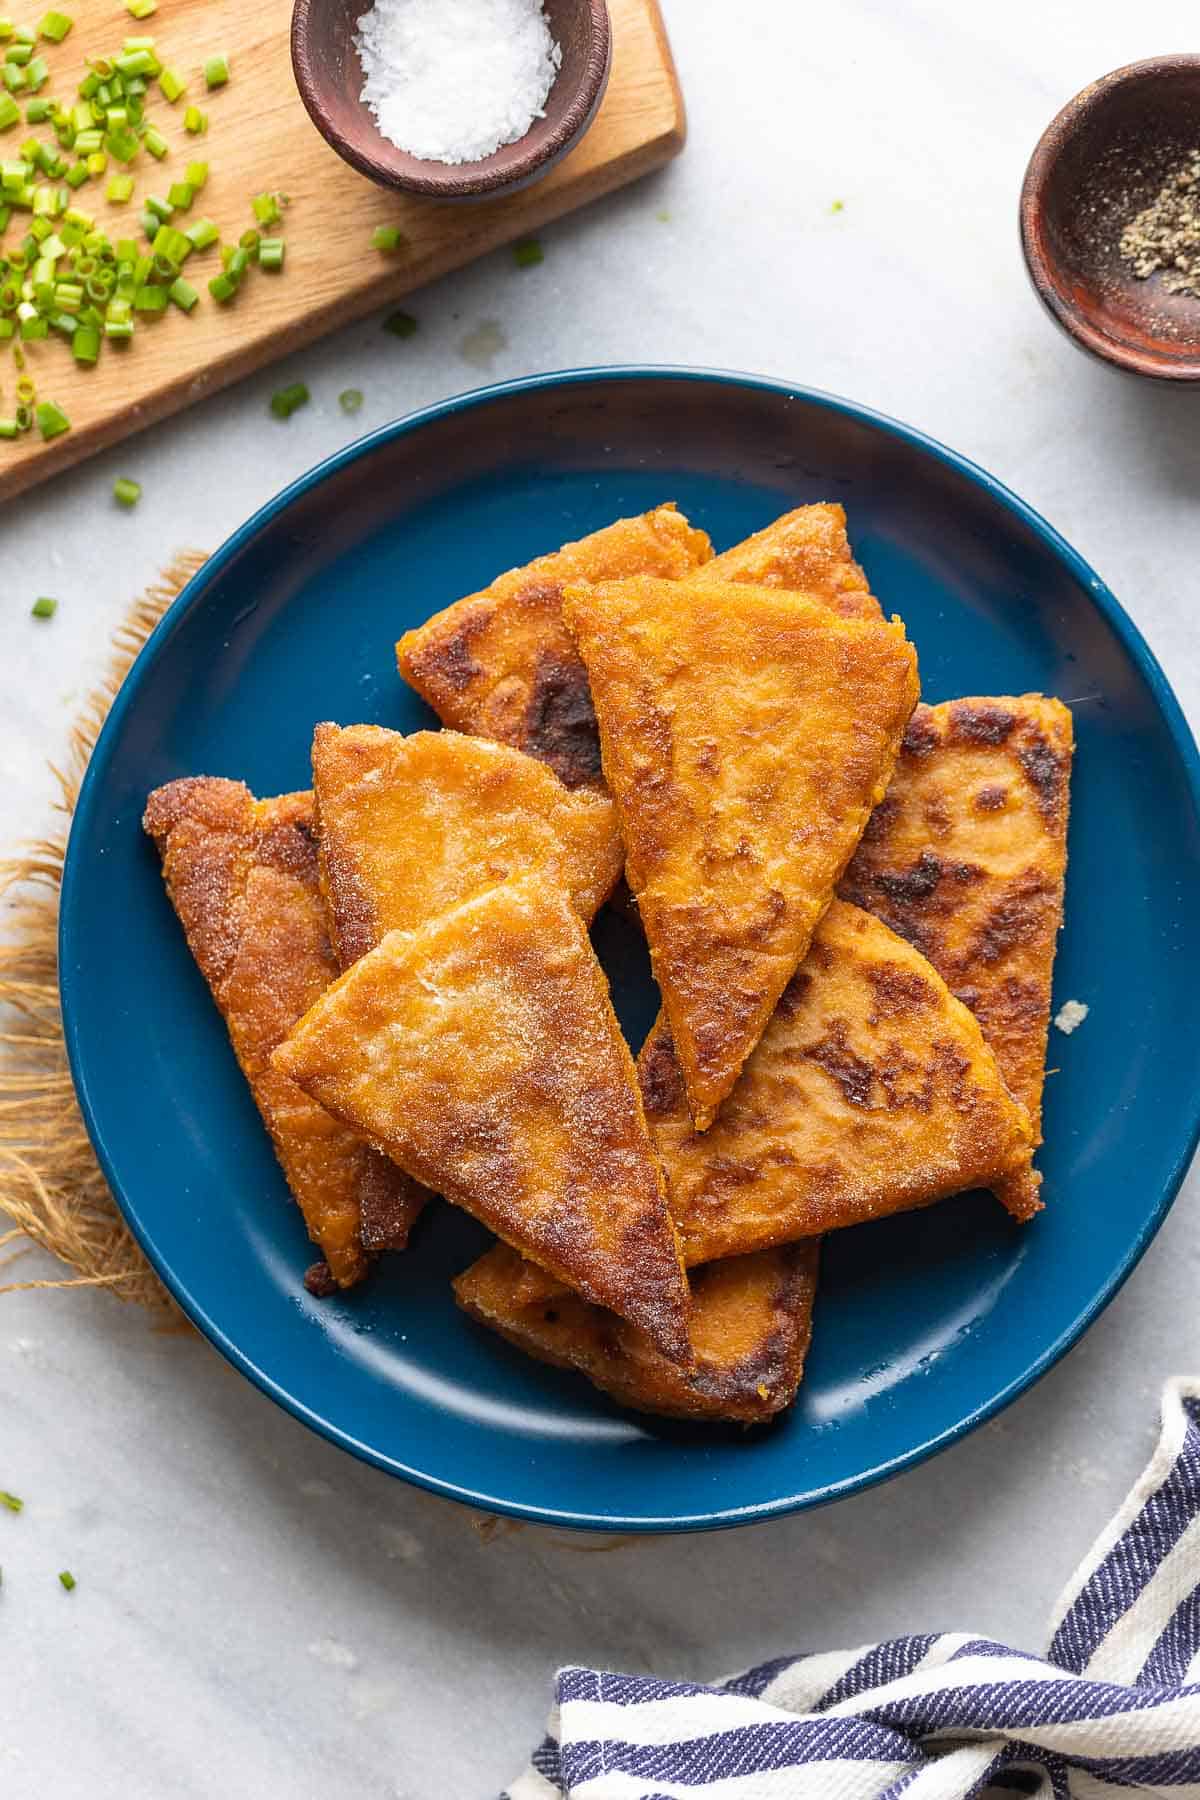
[506, 1378, 1200, 1798]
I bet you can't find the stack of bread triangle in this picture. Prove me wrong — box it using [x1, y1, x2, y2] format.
[147, 502, 1071, 1425]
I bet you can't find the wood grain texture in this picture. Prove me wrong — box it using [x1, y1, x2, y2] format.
[0, 0, 684, 500]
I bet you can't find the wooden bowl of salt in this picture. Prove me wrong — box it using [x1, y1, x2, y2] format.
[292, 0, 612, 201]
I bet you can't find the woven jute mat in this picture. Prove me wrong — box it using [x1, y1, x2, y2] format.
[0, 553, 207, 1313]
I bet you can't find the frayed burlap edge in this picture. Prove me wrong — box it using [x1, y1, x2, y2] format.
[0, 552, 207, 1311]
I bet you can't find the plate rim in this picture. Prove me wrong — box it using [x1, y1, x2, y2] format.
[60, 364, 1200, 1532]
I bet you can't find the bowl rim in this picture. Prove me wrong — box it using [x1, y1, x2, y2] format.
[1019, 52, 1200, 381]
[59, 365, 1200, 1532]
[290, 0, 612, 199]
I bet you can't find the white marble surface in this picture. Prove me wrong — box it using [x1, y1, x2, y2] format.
[2, 2, 1199, 1793]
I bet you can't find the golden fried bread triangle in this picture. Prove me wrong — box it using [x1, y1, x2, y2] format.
[455, 1240, 818, 1423]
[639, 899, 1035, 1264]
[311, 725, 623, 969]
[396, 504, 713, 790]
[273, 873, 693, 1363]
[143, 778, 426, 1290]
[840, 695, 1073, 1219]
[563, 576, 921, 1129]
[701, 502, 882, 621]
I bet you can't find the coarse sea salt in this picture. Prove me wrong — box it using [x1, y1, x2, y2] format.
[355, 0, 562, 166]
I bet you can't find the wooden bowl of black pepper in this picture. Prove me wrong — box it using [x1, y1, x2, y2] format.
[1020, 55, 1200, 381]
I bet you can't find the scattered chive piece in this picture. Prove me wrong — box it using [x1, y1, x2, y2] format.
[183, 103, 206, 134]
[124, 0, 156, 15]
[35, 398, 69, 437]
[203, 52, 229, 90]
[257, 235, 283, 271]
[207, 269, 235, 301]
[830, 198, 844, 213]
[39, 9, 73, 41]
[382, 308, 417, 338]
[157, 66, 185, 102]
[0, 92, 18, 130]
[250, 190, 278, 225]
[338, 387, 362, 414]
[31, 596, 56, 618]
[167, 273, 196, 310]
[167, 180, 193, 209]
[371, 224, 403, 253]
[183, 217, 217, 251]
[0, 1491, 23, 1511]
[58, 1569, 76, 1590]
[269, 379, 308, 420]
[133, 282, 166, 311]
[512, 236, 543, 269]
[142, 123, 167, 158]
[113, 475, 141, 505]
[184, 159, 207, 191]
[106, 173, 133, 202]
[71, 322, 99, 363]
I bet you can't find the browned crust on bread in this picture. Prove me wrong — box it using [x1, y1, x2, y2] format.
[310, 724, 623, 970]
[638, 899, 1035, 1263]
[273, 874, 693, 1363]
[840, 696, 1073, 1219]
[563, 576, 920, 1129]
[395, 505, 713, 789]
[454, 1240, 818, 1423]
[143, 777, 425, 1285]
[703, 502, 882, 621]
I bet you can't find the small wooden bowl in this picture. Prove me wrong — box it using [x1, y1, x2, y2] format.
[291, 0, 612, 201]
[1020, 56, 1200, 380]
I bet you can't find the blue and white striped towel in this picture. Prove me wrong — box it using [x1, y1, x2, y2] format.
[507, 1379, 1200, 1798]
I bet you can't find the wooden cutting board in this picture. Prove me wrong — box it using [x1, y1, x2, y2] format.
[0, 0, 683, 500]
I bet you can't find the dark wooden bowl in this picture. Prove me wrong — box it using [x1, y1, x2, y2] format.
[291, 0, 611, 201]
[1020, 56, 1200, 380]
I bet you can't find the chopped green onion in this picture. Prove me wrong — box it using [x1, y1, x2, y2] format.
[203, 53, 229, 89]
[58, 1569, 76, 1590]
[339, 387, 363, 414]
[39, 10, 73, 41]
[86, 150, 106, 175]
[31, 596, 56, 618]
[5, 39, 31, 62]
[226, 243, 249, 279]
[124, 0, 156, 16]
[0, 415, 18, 434]
[35, 398, 69, 436]
[142, 123, 167, 158]
[251, 190, 279, 225]
[185, 159, 207, 190]
[371, 224, 404, 252]
[104, 125, 138, 162]
[157, 66, 185, 102]
[238, 226, 259, 250]
[270, 380, 309, 420]
[0, 1491, 23, 1511]
[64, 159, 88, 187]
[113, 46, 156, 76]
[25, 53, 48, 90]
[0, 20, 13, 41]
[167, 180, 192, 209]
[144, 192, 172, 221]
[151, 223, 190, 264]
[184, 216, 217, 249]
[132, 282, 166, 311]
[71, 321, 98, 362]
[383, 308, 417, 338]
[113, 475, 141, 505]
[257, 235, 283, 271]
[512, 236, 543, 268]
[24, 95, 48, 121]
[106, 173, 133, 202]
[167, 273, 196, 310]
[0, 91, 17, 130]
[207, 269, 235, 301]
[183, 103, 206, 134]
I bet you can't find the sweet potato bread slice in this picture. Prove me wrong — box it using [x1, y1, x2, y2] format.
[638, 900, 1034, 1264]
[700, 502, 882, 621]
[395, 504, 712, 790]
[142, 778, 426, 1290]
[563, 576, 921, 1129]
[273, 873, 692, 1363]
[840, 696, 1073, 1219]
[311, 725, 623, 969]
[454, 1241, 818, 1423]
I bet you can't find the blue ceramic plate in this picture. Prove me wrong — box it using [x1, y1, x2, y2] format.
[61, 369, 1200, 1531]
